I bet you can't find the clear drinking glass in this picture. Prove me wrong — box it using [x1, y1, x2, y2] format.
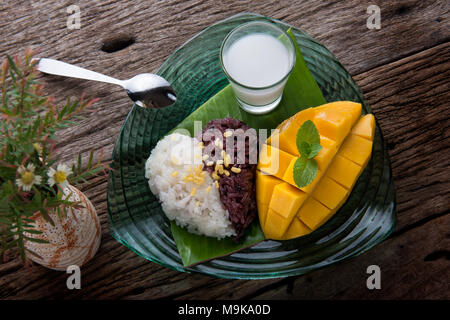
[220, 21, 296, 115]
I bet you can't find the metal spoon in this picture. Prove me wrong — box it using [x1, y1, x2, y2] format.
[37, 58, 177, 108]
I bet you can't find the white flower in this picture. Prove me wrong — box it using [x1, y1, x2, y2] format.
[47, 163, 73, 189]
[16, 163, 42, 192]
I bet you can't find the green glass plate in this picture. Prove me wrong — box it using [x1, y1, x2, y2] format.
[107, 12, 396, 279]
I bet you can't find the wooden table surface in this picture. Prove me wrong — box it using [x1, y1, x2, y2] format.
[0, 0, 448, 300]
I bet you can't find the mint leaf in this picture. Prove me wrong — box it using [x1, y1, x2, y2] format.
[293, 157, 318, 188]
[298, 141, 323, 159]
[298, 141, 311, 158]
[293, 120, 321, 187]
[307, 143, 322, 159]
[296, 120, 320, 152]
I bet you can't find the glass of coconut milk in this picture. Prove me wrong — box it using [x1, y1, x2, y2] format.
[220, 21, 296, 114]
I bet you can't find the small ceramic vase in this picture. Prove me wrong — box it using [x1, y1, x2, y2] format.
[23, 185, 101, 271]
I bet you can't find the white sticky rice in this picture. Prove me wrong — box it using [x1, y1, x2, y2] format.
[145, 133, 236, 239]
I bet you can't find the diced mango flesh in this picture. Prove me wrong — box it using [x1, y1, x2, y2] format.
[282, 218, 311, 240]
[316, 101, 362, 127]
[339, 134, 373, 167]
[269, 183, 307, 218]
[315, 136, 338, 171]
[314, 109, 352, 145]
[267, 107, 316, 155]
[299, 130, 373, 230]
[264, 209, 292, 239]
[256, 101, 373, 240]
[326, 155, 361, 189]
[257, 144, 295, 179]
[312, 176, 348, 210]
[297, 197, 333, 230]
[351, 114, 375, 140]
[283, 158, 323, 194]
[265, 182, 308, 238]
[256, 173, 282, 205]
[257, 203, 269, 229]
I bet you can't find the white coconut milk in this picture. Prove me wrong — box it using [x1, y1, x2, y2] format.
[223, 33, 292, 106]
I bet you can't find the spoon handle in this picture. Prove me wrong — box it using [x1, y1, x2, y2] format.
[37, 58, 123, 87]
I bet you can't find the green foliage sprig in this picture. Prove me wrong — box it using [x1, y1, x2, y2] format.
[292, 120, 322, 188]
[0, 49, 109, 263]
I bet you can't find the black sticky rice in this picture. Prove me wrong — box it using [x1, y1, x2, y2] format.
[197, 117, 258, 241]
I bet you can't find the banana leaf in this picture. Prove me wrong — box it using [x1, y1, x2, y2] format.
[171, 29, 326, 267]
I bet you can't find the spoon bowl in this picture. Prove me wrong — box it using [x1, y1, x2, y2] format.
[123, 73, 177, 108]
[37, 58, 177, 108]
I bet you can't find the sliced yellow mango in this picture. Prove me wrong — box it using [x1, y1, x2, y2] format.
[297, 197, 333, 230]
[257, 203, 269, 229]
[282, 217, 312, 240]
[283, 158, 323, 194]
[269, 183, 307, 218]
[265, 183, 307, 238]
[264, 209, 291, 239]
[339, 134, 373, 167]
[313, 101, 361, 145]
[267, 107, 316, 155]
[316, 101, 362, 127]
[281, 135, 337, 189]
[326, 155, 361, 189]
[257, 144, 295, 179]
[315, 136, 338, 171]
[256, 101, 374, 241]
[295, 116, 375, 231]
[312, 176, 348, 210]
[314, 109, 351, 145]
[256, 172, 282, 205]
[351, 114, 375, 140]
[281, 158, 297, 187]
[256, 172, 282, 229]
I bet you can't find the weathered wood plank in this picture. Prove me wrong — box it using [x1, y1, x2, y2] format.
[354, 42, 450, 232]
[0, 0, 448, 299]
[0, 0, 448, 76]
